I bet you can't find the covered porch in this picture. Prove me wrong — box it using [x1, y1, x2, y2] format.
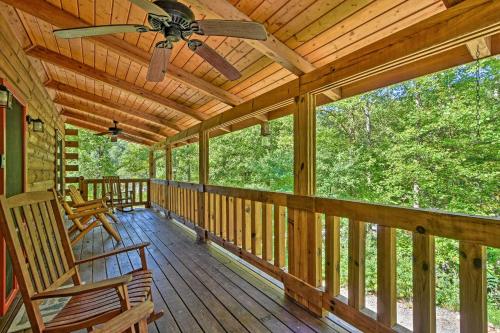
[0, 0, 498, 332]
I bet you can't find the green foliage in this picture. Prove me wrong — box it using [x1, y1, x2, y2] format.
[73, 129, 149, 179]
[210, 117, 293, 192]
[173, 143, 199, 182]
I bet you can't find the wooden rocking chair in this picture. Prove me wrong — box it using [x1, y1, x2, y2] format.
[103, 176, 134, 212]
[57, 188, 121, 244]
[67, 185, 120, 224]
[0, 190, 162, 333]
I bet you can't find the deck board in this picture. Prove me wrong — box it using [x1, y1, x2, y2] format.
[18, 208, 358, 333]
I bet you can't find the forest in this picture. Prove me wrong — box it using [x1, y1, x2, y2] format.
[73, 57, 499, 327]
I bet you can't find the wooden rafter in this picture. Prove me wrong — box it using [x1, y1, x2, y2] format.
[184, 0, 342, 101]
[25, 46, 207, 121]
[54, 96, 166, 139]
[45, 80, 182, 132]
[63, 108, 160, 143]
[0, 0, 243, 106]
[62, 108, 162, 143]
[164, 0, 500, 146]
[64, 117, 154, 146]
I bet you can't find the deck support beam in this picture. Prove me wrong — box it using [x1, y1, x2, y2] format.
[286, 92, 324, 316]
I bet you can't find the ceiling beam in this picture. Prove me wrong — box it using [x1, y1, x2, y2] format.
[62, 108, 159, 143]
[25, 45, 208, 121]
[45, 80, 182, 132]
[184, 0, 341, 100]
[0, 0, 243, 106]
[465, 36, 492, 59]
[64, 117, 154, 146]
[54, 96, 165, 139]
[164, 0, 500, 146]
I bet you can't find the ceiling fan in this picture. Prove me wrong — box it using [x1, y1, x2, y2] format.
[95, 120, 129, 142]
[53, 0, 268, 82]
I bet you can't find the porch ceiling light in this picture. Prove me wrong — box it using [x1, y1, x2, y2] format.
[26, 115, 45, 133]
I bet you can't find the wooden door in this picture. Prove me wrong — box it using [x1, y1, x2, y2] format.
[0, 80, 26, 315]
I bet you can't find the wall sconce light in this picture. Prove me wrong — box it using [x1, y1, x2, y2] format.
[0, 85, 12, 108]
[26, 115, 45, 133]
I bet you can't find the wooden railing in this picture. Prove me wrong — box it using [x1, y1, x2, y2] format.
[78, 177, 150, 207]
[149, 179, 499, 333]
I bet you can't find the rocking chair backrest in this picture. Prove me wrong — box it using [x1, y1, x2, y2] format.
[68, 185, 85, 204]
[103, 176, 121, 197]
[0, 190, 80, 330]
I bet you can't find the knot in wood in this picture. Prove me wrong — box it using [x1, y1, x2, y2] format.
[473, 258, 482, 268]
[416, 225, 425, 234]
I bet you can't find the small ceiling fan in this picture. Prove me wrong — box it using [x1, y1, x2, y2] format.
[53, 0, 268, 82]
[95, 120, 130, 142]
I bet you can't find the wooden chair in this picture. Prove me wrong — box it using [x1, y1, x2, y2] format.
[57, 188, 121, 244]
[93, 301, 154, 333]
[67, 185, 120, 224]
[103, 176, 134, 212]
[0, 190, 162, 333]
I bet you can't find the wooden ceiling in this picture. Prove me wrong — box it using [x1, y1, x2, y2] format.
[0, 0, 447, 145]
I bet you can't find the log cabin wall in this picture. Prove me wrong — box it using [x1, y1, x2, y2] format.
[0, 9, 64, 191]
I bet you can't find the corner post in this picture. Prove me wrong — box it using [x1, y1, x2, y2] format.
[286, 92, 324, 316]
[165, 144, 173, 215]
[197, 130, 209, 242]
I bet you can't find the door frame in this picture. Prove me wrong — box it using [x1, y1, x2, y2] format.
[0, 78, 27, 315]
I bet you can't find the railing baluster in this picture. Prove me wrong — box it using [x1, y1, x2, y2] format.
[377, 226, 396, 327]
[274, 205, 286, 268]
[413, 233, 436, 333]
[262, 203, 272, 261]
[226, 196, 233, 242]
[242, 199, 251, 252]
[325, 215, 340, 298]
[348, 219, 366, 310]
[234, 198, 242, 247]
[251, 201, 262, 256]
[459, 241, 487, 333]
[220, 195, 226, 238]
[214, 194, 221, 235]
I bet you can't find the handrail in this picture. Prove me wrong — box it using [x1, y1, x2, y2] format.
[149, 179, 498, 332]
[78, 177, 151, 207]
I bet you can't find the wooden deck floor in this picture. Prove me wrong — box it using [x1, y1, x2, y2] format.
[72, 208, 358, 333]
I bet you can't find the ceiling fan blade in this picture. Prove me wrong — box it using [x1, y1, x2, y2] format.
[54, 24, 150, 39]
[146, 46, 172, 82]
[191, 42, 241, 81]
[195, 20, 267, 41]
[95, 131, 110, 136]
[128, 0, 171, 18]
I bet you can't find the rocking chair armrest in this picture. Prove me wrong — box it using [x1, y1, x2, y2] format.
[93, 301, 154, 333]
[73, 198, 106, 207]
[31, 275, 132, 300]
[68, 207, 108, 219]
[73, 202, 104, 212]
[75, 242, 150, 265]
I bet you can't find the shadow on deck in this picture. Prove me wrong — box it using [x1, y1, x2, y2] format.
[75, 208, 357, 333]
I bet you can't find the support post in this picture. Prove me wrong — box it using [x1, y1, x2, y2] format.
[197, 130, 209, 242]
[165, 144, 173, 215]
[286, 92, 324, 316]
[148, 150, 155, 179]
